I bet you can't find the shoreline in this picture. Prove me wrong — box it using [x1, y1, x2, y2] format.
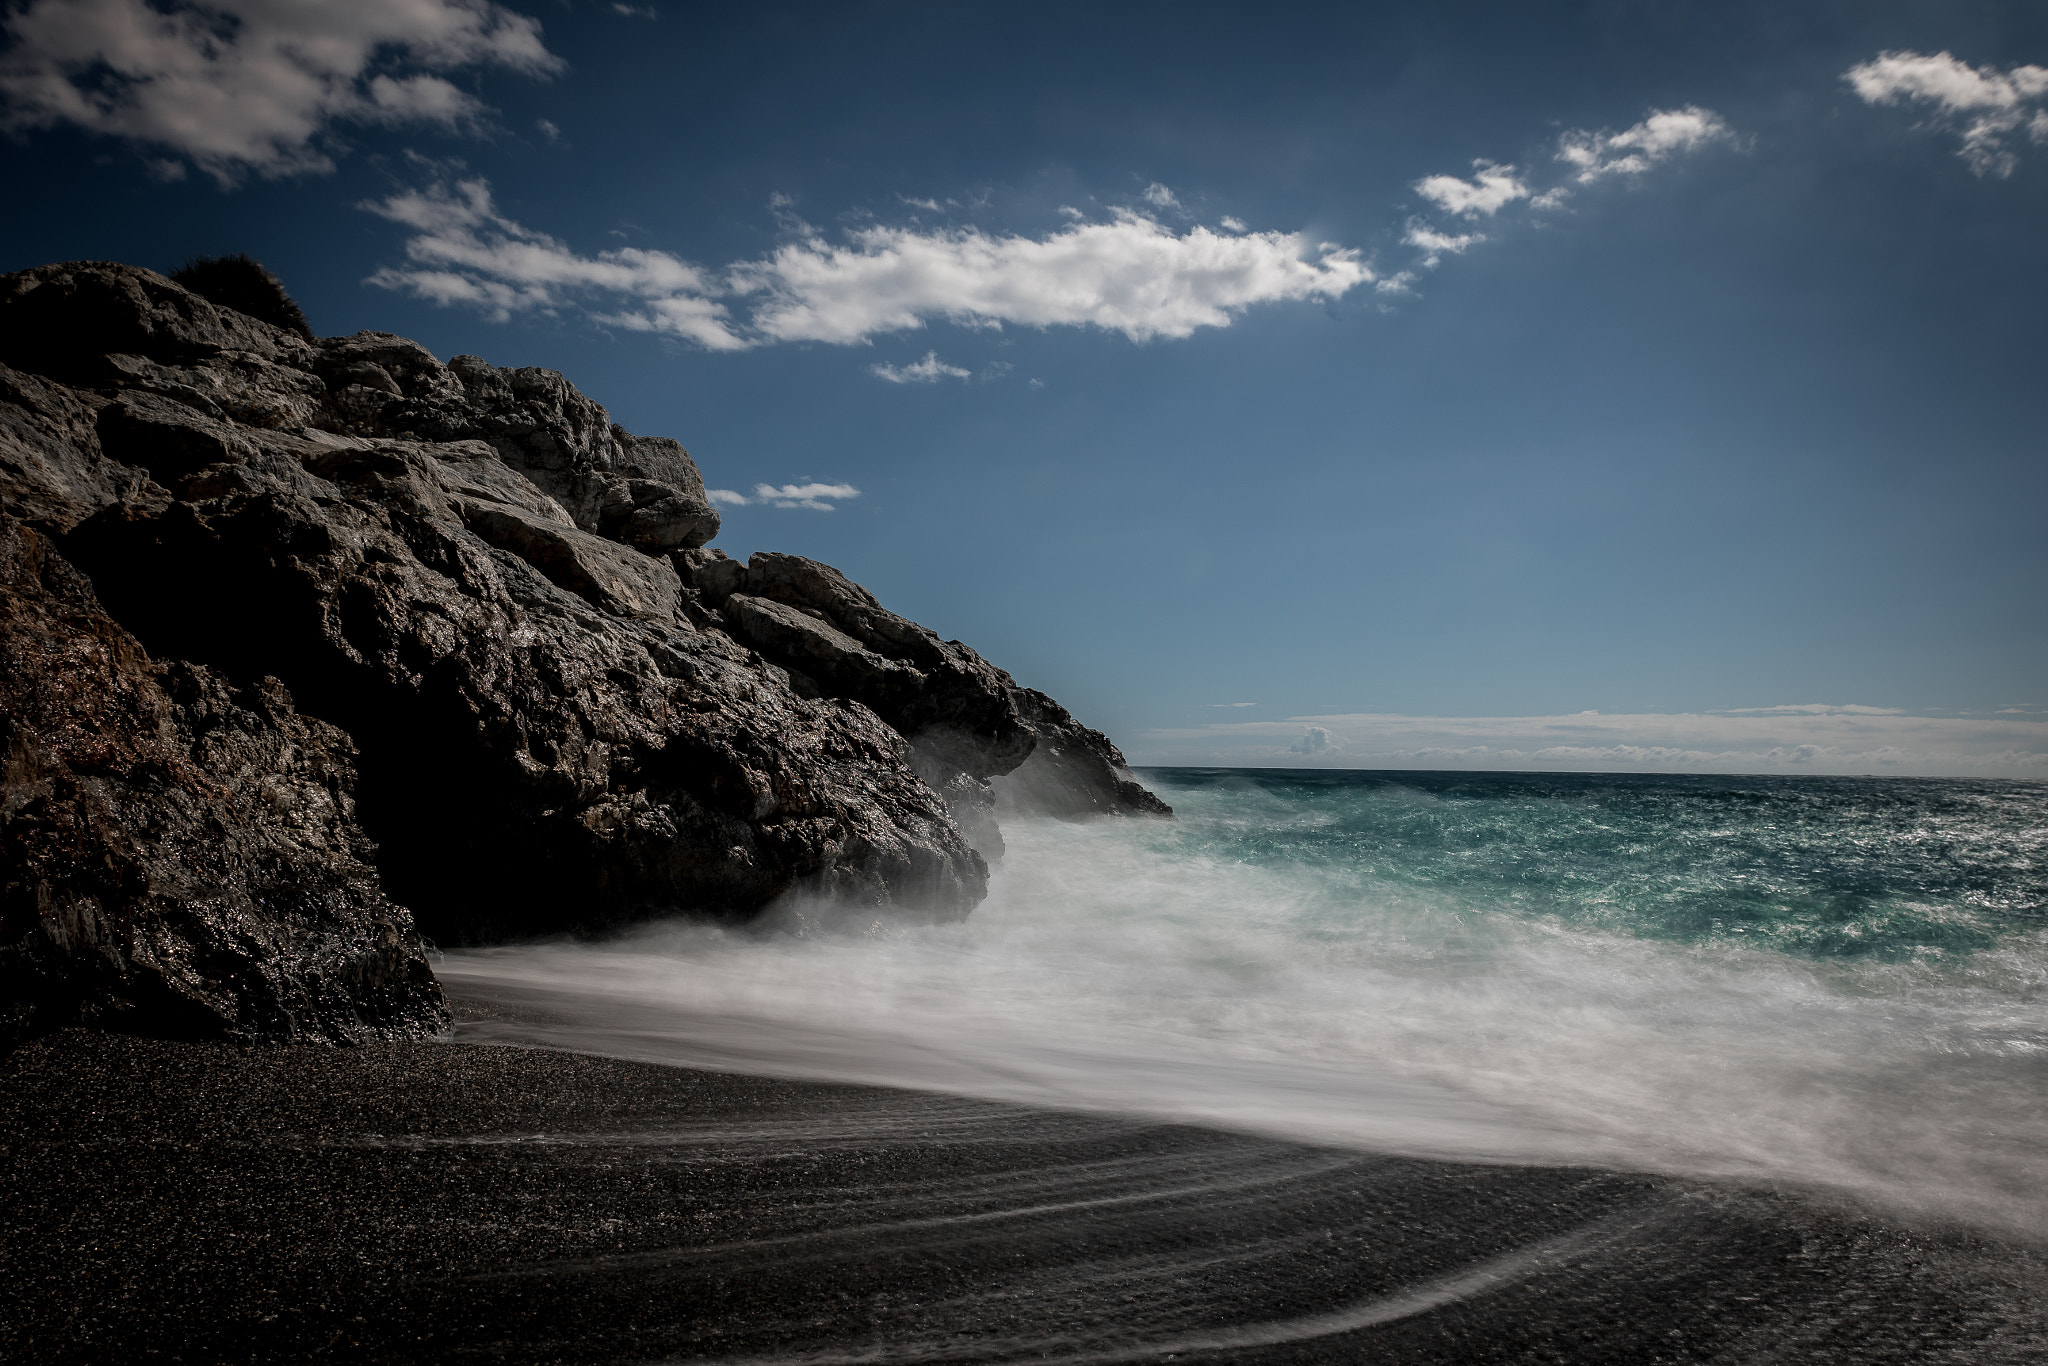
[6, 1017, 2045, 1364]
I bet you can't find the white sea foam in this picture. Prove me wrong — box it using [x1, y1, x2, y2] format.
[442, 809, 2048, 1239]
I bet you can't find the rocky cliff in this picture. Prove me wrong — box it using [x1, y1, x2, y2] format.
[0, 260, 1167, 1048]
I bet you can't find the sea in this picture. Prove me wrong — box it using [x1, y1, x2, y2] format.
[443, 768, 2048, 1239]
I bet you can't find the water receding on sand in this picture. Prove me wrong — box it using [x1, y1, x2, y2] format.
[443, 770, 2048, 1238]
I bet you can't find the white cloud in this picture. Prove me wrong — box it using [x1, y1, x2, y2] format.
[731, 211, 1371, 344]
[1141, 181, 1179, 208]
[1414, 161, 1530, 217]
[1130, 707, 2048, 778]
[361, 178, 749, 350]
[368, 178, 1375, 348]
[0, 0, 561, 183]
[1402, 220, 1482, 267]
[1846, 50, 2048, 177]
[756, 482, 859, 511]
[870, 351, 970, 383]
[1396, 107, 1732, 270]
[1219, 215, 1247, 232]
[1555, 106, 1733, 186]
[706, 483, 860, 512]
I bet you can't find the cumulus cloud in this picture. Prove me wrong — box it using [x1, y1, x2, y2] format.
[1289, 726, 1340, 755]
[1141, 182, 1179, 208]
[1414, 161, 1530, 217]
[731, 211, 1371, 344]
[1555, 106, 1733, 185]
[707, 482, 860, 511]
[0, 0, 561, 183]
[367, 180, 1375, 348]
[1845, 50, 2048, 177]
[871, 351, 970, 383]
[1130, 707, 2048, 778]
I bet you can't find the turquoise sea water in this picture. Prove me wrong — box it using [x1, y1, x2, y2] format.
[445, 770, 2048, 1236]
[1143, 769, 2044, 962]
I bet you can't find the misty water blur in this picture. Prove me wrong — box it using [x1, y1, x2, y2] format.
[443, 770, 2048, 1238]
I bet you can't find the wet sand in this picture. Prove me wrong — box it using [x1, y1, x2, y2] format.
[4, 1019, 2044, 1364]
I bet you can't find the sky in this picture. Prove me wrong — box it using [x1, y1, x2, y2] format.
[1, 0, 2044, 775]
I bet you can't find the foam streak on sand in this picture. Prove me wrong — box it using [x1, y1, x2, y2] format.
[442, 770, 2048, 1239]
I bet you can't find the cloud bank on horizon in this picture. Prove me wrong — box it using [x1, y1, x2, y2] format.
[0, 0, 561, 184]
[1133, 706, 2048, 778]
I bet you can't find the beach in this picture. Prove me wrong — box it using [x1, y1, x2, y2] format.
[6, 1010, 2045, 1365]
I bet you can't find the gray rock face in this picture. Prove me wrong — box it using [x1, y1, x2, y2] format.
[0, 259, 1164, 1046]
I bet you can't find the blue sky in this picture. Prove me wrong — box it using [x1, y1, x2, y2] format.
[3, 0, 2044, 774]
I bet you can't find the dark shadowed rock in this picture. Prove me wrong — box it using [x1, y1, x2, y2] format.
[0, 257, 1160, 1043]
[59, 416, 985, 944]
[0, 261, 316, 384]
[0, 518, 445, 1047]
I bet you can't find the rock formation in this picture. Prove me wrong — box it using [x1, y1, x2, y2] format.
[0, 260, 1167, 1049]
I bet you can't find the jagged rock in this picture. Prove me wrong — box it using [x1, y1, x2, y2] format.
[0, 261, 319, 384]
[677, 548, 1171, 839]
[0, 257, 1163, 1044]
[59, 419, 985, 943]
[370, 351, 722, 553]
[0, 518, 446, 1047]
[0, 362, 165, 535]
[723, 594, 928, 711]
[995, 688, 1175, 820]
[464, 502, 686, 621]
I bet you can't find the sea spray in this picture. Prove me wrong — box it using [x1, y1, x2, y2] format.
[443, 770, 2048, 1237]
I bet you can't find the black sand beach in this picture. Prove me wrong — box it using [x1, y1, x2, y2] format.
[6, 1007, 2045, 1365]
